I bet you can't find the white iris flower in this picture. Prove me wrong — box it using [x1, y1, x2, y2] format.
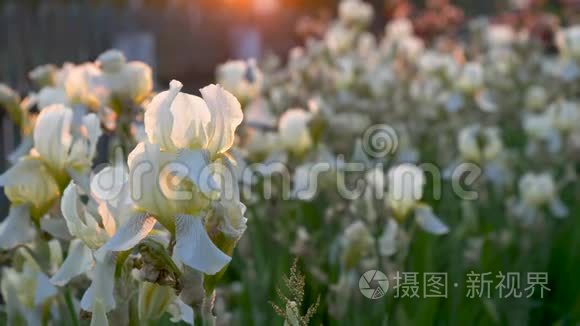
[92, 80, 244, 276]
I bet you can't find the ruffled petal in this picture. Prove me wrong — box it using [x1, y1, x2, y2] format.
[50, 239, 94, 286]
[170, 92, 211, 149]
[33, 104, 73, 170]
[95, 212, 155, 259]
[174, 215, 231, 275]
[200, 84, 243, 157]
[415, 206, 449, 235]
[0, 205, 35, 249]
[144, 80, 182, 150]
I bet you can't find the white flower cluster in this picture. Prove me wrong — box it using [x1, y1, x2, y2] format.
[0, 49, 246, 325]
[223, 0, 579, 318]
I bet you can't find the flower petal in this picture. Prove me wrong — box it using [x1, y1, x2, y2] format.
[169, 297, 195, 325]
[175, 148, 218, 196]
[200, 84, 243, 157]
[170, 92, 211, 150]
[81, 252, 116, 312]
[378, 218, 398, 256]
[95, 212, 155, 259]
[8, 136, 33, 164]
[50, 239, 94, 286]
[90, 299, 110, 326]
[0, 205, 35, 249]
[549, 198, 568, 218]
[82, 113, 102, 158]
[34, 272, 58, 305]
[144, 80, 182, 150]
[174, 215, 231, 275]
[415, 206, 449, 235]
[90, 162, 130, 229]
[1, 269, 22, 324]
[33, 104, 73, 170]
[62, 182, 109, 249]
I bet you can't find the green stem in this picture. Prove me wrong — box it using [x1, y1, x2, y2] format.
[64, 288, 80, 326]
